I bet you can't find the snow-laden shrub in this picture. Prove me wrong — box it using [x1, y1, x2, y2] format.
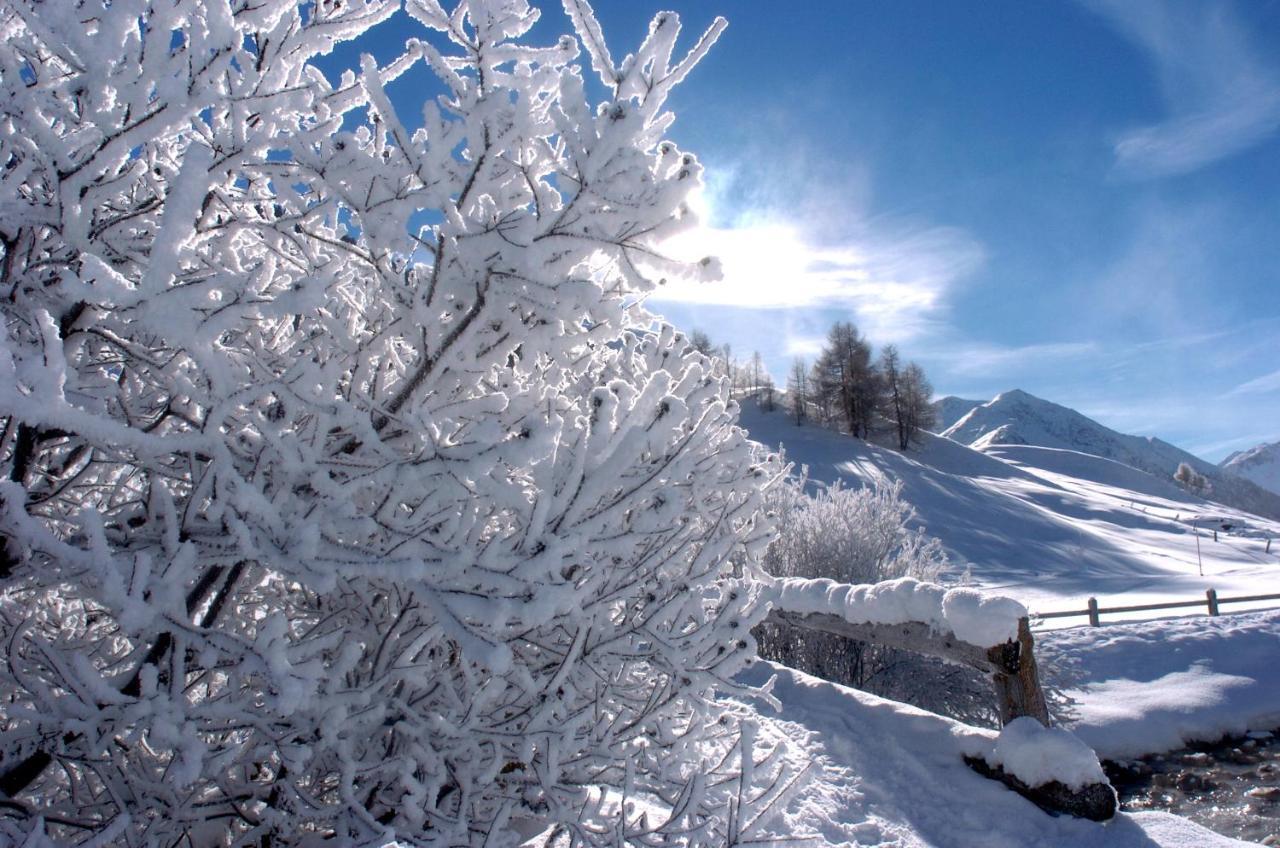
[755, 475, 999, 725]
[0, 1, 784, 844]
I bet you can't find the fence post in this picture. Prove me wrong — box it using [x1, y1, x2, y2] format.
[1087, 597, 1100, 627]
[987, 617, 1051, 727]
[1206, 588, 1219, 616]
[1268, 538, 1273, 554]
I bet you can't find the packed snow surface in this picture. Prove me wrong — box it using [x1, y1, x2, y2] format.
[768, 576, 1027, 646]
[1221, 439, 1280, 496]
[985, 716, 1108, 790]
[738, 398, 1280, 621]
[738, 662, 1253, 846]
[1039, 609, 1280, 759]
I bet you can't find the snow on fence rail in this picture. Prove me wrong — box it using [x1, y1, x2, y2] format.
[762, 577, 1050, 726]
[1034, 589, 1280, 627]
[762, 577, 1120, 820]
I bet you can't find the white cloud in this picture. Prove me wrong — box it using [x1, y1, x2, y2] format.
[652, 209, 983, 344]
[1084, 0, 1280, 177]
[783, 335, 826, 358]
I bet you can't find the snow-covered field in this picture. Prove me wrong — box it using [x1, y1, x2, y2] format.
[739, 400, 1280, 622]
[1040, 610, 1280, 760]
[740, 662, 1257, 847]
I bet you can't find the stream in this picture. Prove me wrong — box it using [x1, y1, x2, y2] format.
[1105, 729, 1280, 844]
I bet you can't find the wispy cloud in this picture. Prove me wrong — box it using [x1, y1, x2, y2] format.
[1226, 367, 1280, 397]
[1083, 0, 1280, 177]
[936, 341, 1102, 378]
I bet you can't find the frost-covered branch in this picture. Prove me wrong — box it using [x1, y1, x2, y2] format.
[0, 1, 783, 845]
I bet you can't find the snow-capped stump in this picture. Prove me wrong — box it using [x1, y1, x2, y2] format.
[965, 717, 1118, 821]
[764, 577, 1050, 724]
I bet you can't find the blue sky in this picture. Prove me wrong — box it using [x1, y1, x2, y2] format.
[338, 1, 1280, 461]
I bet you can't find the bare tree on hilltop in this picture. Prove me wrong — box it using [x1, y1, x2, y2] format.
[788, 358, 810, 425]
[811, 322, 878, 438]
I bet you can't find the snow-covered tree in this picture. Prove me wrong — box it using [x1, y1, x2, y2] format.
[1174, 461, 1210, 495]
[0, 1, 782, 844]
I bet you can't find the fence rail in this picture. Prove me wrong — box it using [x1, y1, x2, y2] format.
[1034, 589, 1280, 626]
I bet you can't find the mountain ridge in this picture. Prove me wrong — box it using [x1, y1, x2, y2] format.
[1220, 439, 1280, 497]
[939, 389, 1280, 522]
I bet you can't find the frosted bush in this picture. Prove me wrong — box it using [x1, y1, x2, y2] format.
[0, 0, 785, 844]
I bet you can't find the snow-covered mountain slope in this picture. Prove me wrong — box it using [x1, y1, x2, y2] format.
[738, 400, 1280, 618]
[941, 390, 1280, 521]
[931, 395, 983, 432]
[1221, 439, 1280, 496]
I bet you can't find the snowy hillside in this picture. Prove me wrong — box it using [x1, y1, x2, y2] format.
[1221, 439, 1280, 496]
[931, 395, 984, 432]
[738, 399, 1280, 618]
[941, 390, 1280, 521]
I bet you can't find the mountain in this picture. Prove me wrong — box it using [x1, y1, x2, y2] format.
[1220, 440, 1280, 496]
[930, 396, 983, 433]
[941, 390, 1280, 522]
[737, 398, 1280, 616]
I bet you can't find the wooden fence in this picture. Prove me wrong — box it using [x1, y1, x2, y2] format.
[1034, 589, 1280, 627]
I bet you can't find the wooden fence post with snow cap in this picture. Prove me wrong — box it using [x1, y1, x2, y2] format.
[764, 581, 1050, 726]
[1206, 588, 1219, 616]
[1087, 597, 1100, 626]
[765, 578, 1116, 819]
[987, 616, 1050, 727]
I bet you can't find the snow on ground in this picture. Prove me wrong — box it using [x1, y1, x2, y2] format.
[739, 662, 1253, 847]
[738, 400, 1280, 623]
[1039, 610, 1280, 759]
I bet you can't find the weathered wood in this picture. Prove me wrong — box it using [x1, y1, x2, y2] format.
[1035, 590, 1280, 623]
[986, 617, 1050, 726]
[1206, 588, 1219, 616]
[766, 610, 1051, 726]
[766, 609, 994, 671]
[964, 756, 1117, 821]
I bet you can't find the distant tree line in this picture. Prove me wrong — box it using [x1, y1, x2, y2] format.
[688, 328, 779, 412]
[690, 321, 937, 451]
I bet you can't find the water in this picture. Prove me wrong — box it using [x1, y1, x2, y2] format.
[1105, 729, 1280, 844]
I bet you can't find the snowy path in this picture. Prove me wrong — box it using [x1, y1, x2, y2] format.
[743, 663, 1254, 847]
